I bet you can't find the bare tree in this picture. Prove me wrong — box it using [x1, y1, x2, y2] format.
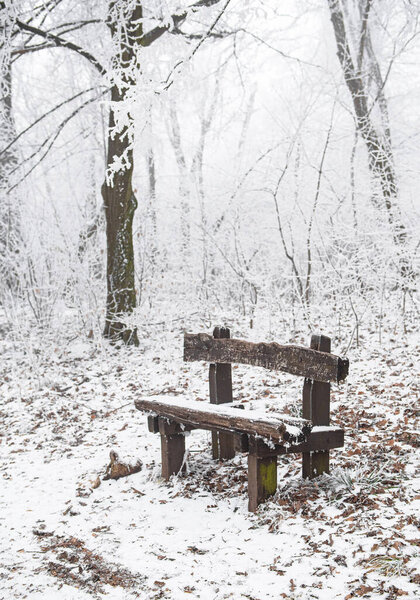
[326, 0, 411, 282]
[9, 0, 228, 344]
[0, 5, 21, 293]
[101, 0, 142, 345]
[102, 0, 229, 343]
[167, 101, 191, 258]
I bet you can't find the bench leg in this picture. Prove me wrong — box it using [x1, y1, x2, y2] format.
[212, 431, 236, 460]
[209, 327, 236, 461]
[303, 450, 329, 479]
[302, 335, 331, 480]
[248, 446, 277, 512]
[312, 451, 329, 476]
[161, 433, 186, 480]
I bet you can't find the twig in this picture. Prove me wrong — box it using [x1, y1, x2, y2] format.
[8, 90, 107, 192]
[161, 0, 232, 92]
[0, 86, 106, 159]
[14, 18, 105, 74]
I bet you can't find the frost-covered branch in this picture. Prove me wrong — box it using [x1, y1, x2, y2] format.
[140, 0, 223, 47]
[14, 17, 106, 74]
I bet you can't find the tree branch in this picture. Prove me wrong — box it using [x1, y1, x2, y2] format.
[141, 0, 222, 47]
[12, 21, 101, 61]
[169, 26, 233, 39]
[357, 0, 372, 72]
[0, 86, 107, 159]
[14, 18, 106, 74]
[8, 90, 107, 192]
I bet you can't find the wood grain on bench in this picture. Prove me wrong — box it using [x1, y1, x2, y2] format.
[184, 333, 349, 383]
[139, 397, 344, 452]
[135, 396, 311, 444]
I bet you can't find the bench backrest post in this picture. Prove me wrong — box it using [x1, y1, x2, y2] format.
[209, 326, 235, 459]
[302, 334, 331, 478]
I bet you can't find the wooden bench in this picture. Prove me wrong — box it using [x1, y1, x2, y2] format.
[135, 328, 349, 511]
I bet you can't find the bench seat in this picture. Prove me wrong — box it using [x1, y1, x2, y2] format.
[136, 396, 312, 443]
[135, 396, 344, 511]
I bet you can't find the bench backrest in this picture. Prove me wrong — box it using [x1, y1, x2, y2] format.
[184, 329, 349, 384]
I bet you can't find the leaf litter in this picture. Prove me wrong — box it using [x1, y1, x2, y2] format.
[1, 325, 419, 599]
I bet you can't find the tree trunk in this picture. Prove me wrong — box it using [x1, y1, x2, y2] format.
[0, 22, 21, 294]
[102, 1, 143, 345]
[168, 102, 190, 258]
[146, 116, 158, 268]
[191, 78, 220, 293]
[102, 87, 138, 344]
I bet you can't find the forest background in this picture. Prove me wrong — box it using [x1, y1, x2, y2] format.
[1, 0, 418, 343]
[0, 2, 419, 598]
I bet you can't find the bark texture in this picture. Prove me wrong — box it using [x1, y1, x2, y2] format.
[0, 20, 20, 293]
[102, 1, 143, 344]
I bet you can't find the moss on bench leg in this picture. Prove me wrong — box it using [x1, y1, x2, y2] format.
[248, 439, 278, 512]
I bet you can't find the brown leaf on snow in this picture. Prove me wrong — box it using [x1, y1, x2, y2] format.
[91, 476, 101, 489]
[269, 565, 285, 575]
[33, 529, 54, 538]
[103, 451, 142, 481]
[386, 586, 408, 597]
[187, 546, 208, 555]
[345, 585, 374, 598]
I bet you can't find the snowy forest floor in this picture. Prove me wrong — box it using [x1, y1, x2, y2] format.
[1, 318, 419, 600]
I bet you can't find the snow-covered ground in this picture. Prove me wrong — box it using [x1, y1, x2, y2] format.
[1, 323, 419, 599]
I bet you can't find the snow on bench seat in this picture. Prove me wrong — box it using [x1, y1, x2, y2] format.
[135, 395, 311, 444]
